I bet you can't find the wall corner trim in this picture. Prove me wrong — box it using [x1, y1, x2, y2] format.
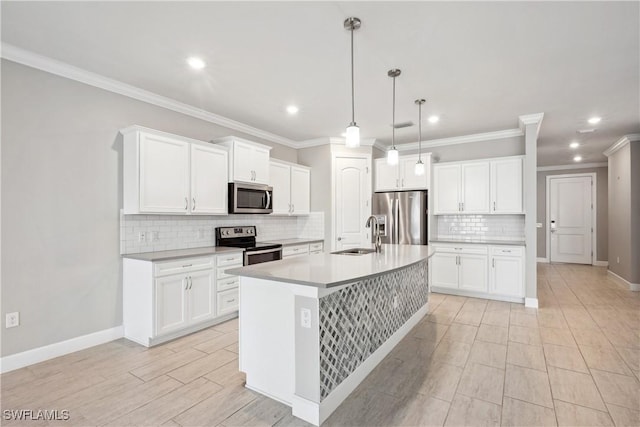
[0, 326, 124, 374]
[0, 43, 298, 148]
[607, 270, 640, 292]
[536, 257, 549, 263]
[524, 298, 539, 308]
[603, 134, 640, 157]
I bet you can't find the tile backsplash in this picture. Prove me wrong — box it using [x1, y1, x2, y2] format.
[436, 215, 524, 241]
[120, 211, 324, 254]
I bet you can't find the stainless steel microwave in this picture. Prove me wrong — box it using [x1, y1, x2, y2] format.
[228, 182, 273, 214]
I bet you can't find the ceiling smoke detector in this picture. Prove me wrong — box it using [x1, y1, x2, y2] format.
[391, 121, 414, 129]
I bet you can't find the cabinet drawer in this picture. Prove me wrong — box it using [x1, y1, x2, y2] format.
[216, 252, 244, 267]
[217, 276, 239, 292]
[309, 242, 323, 252]
[283, 244, 309, 257]
[310, 250, 322, 255]
[217, 289, 239, 315]
[154, 256, 214, 277]
[217, 265, 241, 280]
[490, 246, 524, 257]
[432, 245, 488, 255]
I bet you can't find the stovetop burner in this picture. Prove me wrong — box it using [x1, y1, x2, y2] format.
[214, 226, 282, 252]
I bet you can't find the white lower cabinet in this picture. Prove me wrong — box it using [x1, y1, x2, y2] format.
[489, 246, 524, 297]
[123, 251, 243, 346]
[430, 243, 524, 302]
[282, 241, 324, 258]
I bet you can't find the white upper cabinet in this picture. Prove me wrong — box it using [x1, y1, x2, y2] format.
[123, 126, 228, 215]
[433, 156, 523, 215]
[433, 164, 461, 214]
[491, 157, 523, 214]
[461, 162, 490, 213]
[190, 144, 228, 214]
[269, 160, 310, 215]
[213, 137, 272, 185]
[374, 154, 430, 192]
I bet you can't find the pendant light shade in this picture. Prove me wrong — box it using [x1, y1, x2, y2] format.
[344, 17, 361, 148]
[387, 69, 401, 165]
[414, 98, 426, 176]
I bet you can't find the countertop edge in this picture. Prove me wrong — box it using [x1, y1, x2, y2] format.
[122, 246, 244, 262]
[429, 239, 526, 247]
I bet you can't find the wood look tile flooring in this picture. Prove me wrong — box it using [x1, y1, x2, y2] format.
[2, 263, 639, 426]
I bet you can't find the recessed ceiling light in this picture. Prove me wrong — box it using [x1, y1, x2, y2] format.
[286, 105, 299, 115]
[574, 155, 582, 162]
[587, 116, 601, 124]
[187, 57, 206, 70]
[570, 142, 580, 149]
[428, 115, 440, 124]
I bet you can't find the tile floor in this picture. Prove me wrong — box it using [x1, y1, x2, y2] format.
[1, 263, 638, 426]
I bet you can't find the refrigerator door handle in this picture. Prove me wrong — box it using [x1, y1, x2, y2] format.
[394, 197, 400, 244]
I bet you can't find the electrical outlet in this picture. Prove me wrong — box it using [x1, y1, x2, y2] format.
[6, 312, 19, 328]
[138, 232, 146, 242]
[152, 231, 159, 241]
[300, 308, 311, 329]
[617, 257, 620, 264]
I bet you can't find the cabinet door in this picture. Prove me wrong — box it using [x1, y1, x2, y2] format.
[188, 270, 215, 323]
[374, 158, 399, 192]
[461, 162, 490, 213]
[270, 162, 291, 215]
[232, 141, 255, 183]
[431, 253, 459, 289]
[459, 254, 488, 292]
[190, 144, 228, 214]
[433, 164, 461, 214]
[290, 166, 310, 215]
[251, 146, 271, 184]
[491, 158, 523, 214]
[139, 133, 190, 213]
[155, 275, 188, 336]
[400, 155, 429, 190]
[490, 256, 523, 297]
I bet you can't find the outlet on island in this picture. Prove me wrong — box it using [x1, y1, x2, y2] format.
[300, 308, 311, 329]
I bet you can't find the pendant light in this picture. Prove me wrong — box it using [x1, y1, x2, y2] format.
[414, 99, 426, 176]
[344, 17, 361, 148]
[387, 69, 401, 165]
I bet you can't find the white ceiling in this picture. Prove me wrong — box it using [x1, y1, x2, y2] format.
[2, 1, 638, 166]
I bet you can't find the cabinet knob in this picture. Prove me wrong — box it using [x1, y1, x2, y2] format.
[185, 197, 188, 210]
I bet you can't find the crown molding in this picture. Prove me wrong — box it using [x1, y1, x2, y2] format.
[537, 162, 607, 172]
[603, 133, 640, 157]
[297, 137, 377, 149]
[381, 128, 524, 152]
[1, 43, 298, 148]
[518, 112, 545, 136]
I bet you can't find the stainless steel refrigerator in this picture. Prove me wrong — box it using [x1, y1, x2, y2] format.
[372, 191, 428, 245]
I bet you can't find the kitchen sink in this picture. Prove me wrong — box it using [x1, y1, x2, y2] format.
[331, 248, 377, 255]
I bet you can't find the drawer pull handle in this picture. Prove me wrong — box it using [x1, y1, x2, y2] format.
[228, 298, 235, 303]
[182, 264, 192, 268]
[226, 258, 235, 261]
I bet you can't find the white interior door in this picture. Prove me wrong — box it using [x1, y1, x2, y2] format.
[335, 157, 370, 250]
[549, 176, 593, 264]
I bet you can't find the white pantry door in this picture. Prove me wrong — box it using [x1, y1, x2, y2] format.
[549, 176, 593, 264]
[334, 157, 370, 250]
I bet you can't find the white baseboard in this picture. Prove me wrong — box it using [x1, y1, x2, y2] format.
[536, 257, 549, 263]
[525, 298, 539, 308]
[593, 261, 609, 267]
[608, 270, 640, 292]
[0, 325, 124, 374]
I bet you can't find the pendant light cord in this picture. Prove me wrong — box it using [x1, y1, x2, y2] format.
[392, 75, 396, 149]
[418, 101, 422, 161]
[350, 25, 355, 125]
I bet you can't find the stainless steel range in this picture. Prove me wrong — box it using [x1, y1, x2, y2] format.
[215, 226, 282, 265]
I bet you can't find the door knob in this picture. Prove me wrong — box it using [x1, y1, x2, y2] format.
[337, 237, 342, 241]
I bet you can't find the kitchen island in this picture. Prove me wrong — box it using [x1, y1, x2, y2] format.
[226, 244, 433, 426]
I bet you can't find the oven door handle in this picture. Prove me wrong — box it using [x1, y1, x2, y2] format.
[265, 190, 271, 209]
[247, 248, 282, 256]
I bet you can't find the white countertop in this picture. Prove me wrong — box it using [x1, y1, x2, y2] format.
[226, 244, 434, 288]
[122, 246, 243, 262]
[430, 238, 525, 246]
[260, 238, 324, 246]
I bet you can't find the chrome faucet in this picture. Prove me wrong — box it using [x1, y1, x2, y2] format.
[366, 215, 382, 253]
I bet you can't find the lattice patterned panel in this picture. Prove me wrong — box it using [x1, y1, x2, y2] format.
[318, 260, 428, 400]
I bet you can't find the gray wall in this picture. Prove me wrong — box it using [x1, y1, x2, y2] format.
[608, 142, 639, 283]
[413, 136, 525, 162]
[1, 60, 297, 357]
[536, 167, 608, 261]
[297, 144, 332, 249]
